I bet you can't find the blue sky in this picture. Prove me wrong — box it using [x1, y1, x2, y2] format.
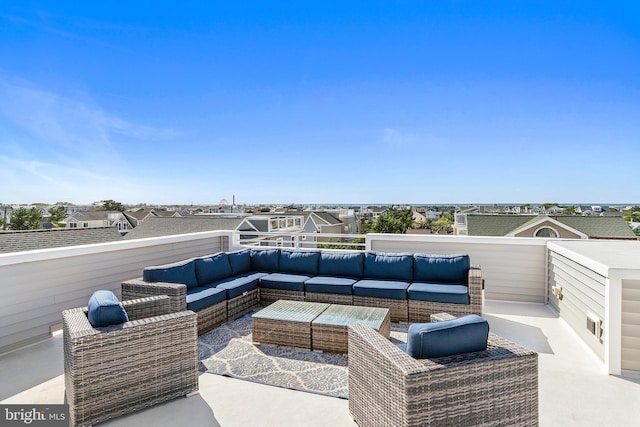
[1, 1, 638, 205]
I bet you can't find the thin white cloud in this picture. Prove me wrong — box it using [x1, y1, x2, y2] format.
[0, 77, 178, 203]
[0, 155, 144, 204]
[381, 128, 447, 148]
[0, 79, 175, 153]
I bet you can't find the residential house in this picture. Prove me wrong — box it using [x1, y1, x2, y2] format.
[124, 215, 249, 240]
[63, 211, 134, 234]
[125, 208, 181, 228]
[0, 227, 123, 254]
[454, 214, 636, 239]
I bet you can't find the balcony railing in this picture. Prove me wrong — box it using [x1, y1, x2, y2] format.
[1, 230, 639, 376]
[237, 231, 366, 250]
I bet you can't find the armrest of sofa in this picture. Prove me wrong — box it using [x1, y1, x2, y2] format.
[121, 295, 172, 321]
[121, 278, 187, 312]
[348, 323, 426, 427]
[468, 264, 483, 308]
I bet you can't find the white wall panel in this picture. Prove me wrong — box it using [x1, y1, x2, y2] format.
[622, 279, 640, 373]
[0, 232, 230, 354]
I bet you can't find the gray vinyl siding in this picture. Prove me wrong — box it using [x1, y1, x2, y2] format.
[548, 250, 606, 361]
[0, 233, 229, 354]
[622, 279, 640, 373]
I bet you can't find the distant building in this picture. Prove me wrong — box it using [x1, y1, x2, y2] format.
[0, 227, 124, 254]
[454, 214, 636, 239]
[63, 211, 134, 234]
[124, 215, 247, 240]
[124, 208, 181, 228]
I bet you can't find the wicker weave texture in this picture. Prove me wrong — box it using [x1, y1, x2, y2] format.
[63, 297, 198, 427]
[348, 321, 538, 427]
[196, 300, 227, 335]
[121, 278, 187, 312]
[305, 292, 354, 305]
[227, 288, 260, 320]
[252, 300, 329, 349]
[259, 288, 305, 306]
[353, 296, 408, 322]
[312, 305, 390, 353]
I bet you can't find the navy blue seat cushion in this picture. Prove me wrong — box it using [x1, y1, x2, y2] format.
[260, 273, 309, 291]
[405, 315, 489, 359]
[87, 290, 129, 327]
[227, 249, 251, 275]
[143, 259, 198, 289]
[413, 254, 470, 285]
[279, 250, 320, 275]
[318, 251, 364, 278]
[353, 279, 409, 300]
[364, 252, 413, 282]
[214, 272, 267, 299]
[250, 249, 280, 272]
[304, 276, 356, 295]
[195, 252, 232, 285]
[185, 286, 227, 312]
[407, 283, 470, 304]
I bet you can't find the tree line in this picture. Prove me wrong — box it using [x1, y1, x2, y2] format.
[1, 200, 126, 231]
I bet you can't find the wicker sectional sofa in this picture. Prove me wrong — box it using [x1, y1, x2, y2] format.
[122, 248, 483, 333]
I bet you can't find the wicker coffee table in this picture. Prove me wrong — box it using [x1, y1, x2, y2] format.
[312, 305, 390, 353]
[252, 300, 390, 353]
[252, 300, 330, 349]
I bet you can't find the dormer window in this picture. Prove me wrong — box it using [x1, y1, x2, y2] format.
[534, 226, 559, 238]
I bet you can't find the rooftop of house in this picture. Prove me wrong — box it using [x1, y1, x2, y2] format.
[123, 216, 246, 240]
[68, 210, 125, 221]
[466, 214, 636, 238]
[312, 211, 343, 225]
[0, 227, 124, 254]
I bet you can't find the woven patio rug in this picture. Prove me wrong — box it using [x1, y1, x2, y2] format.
[199, 312, 410, 399]
[198, 312, 350, 398]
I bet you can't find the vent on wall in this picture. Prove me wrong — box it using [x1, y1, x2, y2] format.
[587, 312, 603, 341]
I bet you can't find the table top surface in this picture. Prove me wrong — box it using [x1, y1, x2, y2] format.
[252, 300, 330, 322]
[252, 299, 389, 328]
[313, 304, 389, 328]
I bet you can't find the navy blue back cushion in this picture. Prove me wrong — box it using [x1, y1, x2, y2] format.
[405, 315, 489, 359]
[413, 254, 470, 284]
[363, 252, 413, 282]
[318, 251, 364, 278]
[87, 290, 129, 327]
[227, 249, 251, 275]
[279, 250, 320, 275]
[143, 259, 198, 289]
[250, 248, 280, 272]
[195, 252, 232, 285]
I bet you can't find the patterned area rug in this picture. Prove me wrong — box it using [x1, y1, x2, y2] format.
[199, 312, 410, 399]
[198, 312, 350, 398]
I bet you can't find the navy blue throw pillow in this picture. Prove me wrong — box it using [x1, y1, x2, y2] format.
[87, 290, 129, 328]
[405, 315, 489, 359]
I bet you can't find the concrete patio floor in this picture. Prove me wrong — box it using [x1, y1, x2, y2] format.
[2, 301, 639, 426]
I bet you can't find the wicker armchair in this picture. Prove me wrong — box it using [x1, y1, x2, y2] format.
[62, 295, 198, 427]
[348, 314, 538, 427]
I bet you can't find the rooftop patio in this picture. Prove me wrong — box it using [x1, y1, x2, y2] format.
[1, 231, 640, 425]
[2, 300, 639, 426]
